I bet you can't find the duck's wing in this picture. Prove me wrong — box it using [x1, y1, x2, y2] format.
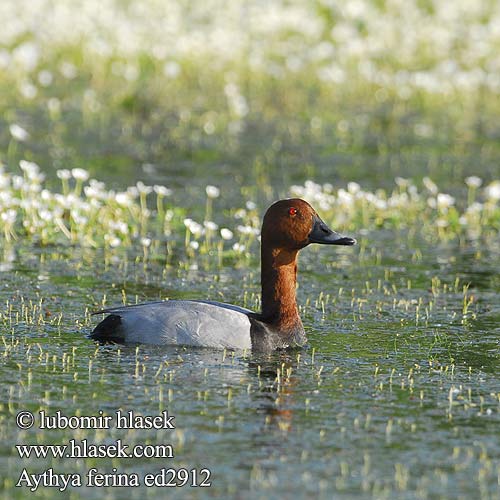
[90, 300, 253, 350]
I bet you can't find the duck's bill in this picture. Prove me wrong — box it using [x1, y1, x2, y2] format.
[308, 215, 356, 245]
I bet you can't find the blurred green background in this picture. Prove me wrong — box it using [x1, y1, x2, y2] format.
[1, 0, 499, 199]
[1, 3, 500, 500]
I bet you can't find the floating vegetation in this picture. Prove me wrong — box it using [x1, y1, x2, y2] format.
[1, 0, 500, 193]
[0, 163, 498, 257]
[291, 177, 500, 241]
[0, 159, 498, 500]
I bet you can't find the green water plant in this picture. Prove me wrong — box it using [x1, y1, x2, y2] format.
[0, 164, 499, 261]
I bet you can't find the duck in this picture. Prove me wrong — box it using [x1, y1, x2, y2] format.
[90, 198, 356, 351]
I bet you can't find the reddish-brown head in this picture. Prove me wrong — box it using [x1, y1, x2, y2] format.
[261, 198, 356, 250]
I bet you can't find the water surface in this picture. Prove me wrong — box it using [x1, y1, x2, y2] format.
[1, 231, 499, 499]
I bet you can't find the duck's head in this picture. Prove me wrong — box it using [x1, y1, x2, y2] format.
[261, 198, 356, 250]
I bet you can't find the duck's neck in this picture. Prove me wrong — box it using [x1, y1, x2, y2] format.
[260, 245, 302, 332]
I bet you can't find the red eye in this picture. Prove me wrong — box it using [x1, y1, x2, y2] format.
[288, 207, 297, 216]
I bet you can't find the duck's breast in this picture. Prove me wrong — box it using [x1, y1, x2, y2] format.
[91, 300, 253, 350]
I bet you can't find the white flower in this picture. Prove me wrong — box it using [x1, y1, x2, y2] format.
[466, 202, 483, 214]
[423, 177, 438, 194]
[19, 81, 37, 99]
[89, 179, 105, 191]
[105, 235, 121, 248]
[184, 218, 203, 236]
[465, 176, 482, 188]
[234, 209, 246, 219]
[140, 237, 151, 247]
[126, 186, 139, 198]
[48, 98, 61, 114]
[232, 243, 246, 253]
[153, 185, 172, 196]
[237, 225, 254, 235]
[19, 160, 40, 178]
[60, 62, 77, 79]
[115, 192, 131, 206]
[374, 199, 388, 210]
[290, 185, 305, 197]
[84, 186, 98, 198]
[206, 185, 220, 199]
[57, 169, 71, 180]
[38, 70, 53, 87]
[347, 182, 361, 194]
[65, 193, 78, 207]
[220, 228, 233, 240]
[408, 186, 419, 199]
[136, 181, 153, 195]
[117, 222, 129, 234]
[71, 212, 88, 225]
[109, 220, 128, 234]
[229, 94, 249, 117]
[337, 189, 353, 206]
[38, 209, 52, 222]
[485, 181, 500, 201]
[246, 201, 257, 210]
[9, 124, 29, 142]
[0, 174, 10, 189]
[12, 176, 24, 190]
[163, 61, 180, 78]
[189, 241, 199, 250]
[1, 209, 16, 224]
[0, 192, 14, 206]
[204, 221, 219, 231]
[71, 168, 89, 181]
[41, 189, 52, 201]
[437, 193, 455, 210]
[13, 42, 39, 71]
